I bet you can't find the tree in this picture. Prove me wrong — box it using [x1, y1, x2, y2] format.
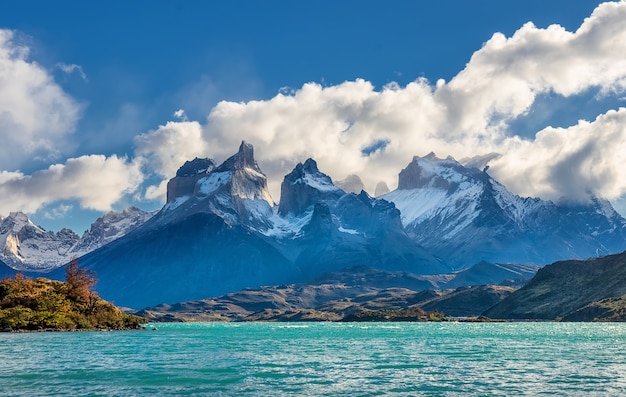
[64, 258, 97, 304]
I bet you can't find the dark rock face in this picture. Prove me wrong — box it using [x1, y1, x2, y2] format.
[278, 158, 343, 216]
[216, 141, 258, 172]
[158, 141, 275, 230]
[176, 157, 216, 177]
[483, 250, 626, 320]
[167, 158, 216, 203]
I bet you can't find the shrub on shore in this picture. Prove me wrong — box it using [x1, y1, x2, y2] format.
[0, 261, 145, 331]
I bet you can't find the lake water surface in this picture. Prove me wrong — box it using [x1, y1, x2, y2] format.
[1, 322, 625, 396]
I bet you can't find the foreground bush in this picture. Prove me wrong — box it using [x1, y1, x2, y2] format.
[0, 262, 144, 331]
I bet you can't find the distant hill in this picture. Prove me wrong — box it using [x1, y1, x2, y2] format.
[137, 265, 524, 322]
[484, 250, 626, 321]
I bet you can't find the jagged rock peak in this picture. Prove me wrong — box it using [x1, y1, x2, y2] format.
[168, 157, 217, 203]
[398, 153, 470, 190]
[278, 158, 343, 216]
[287, 158, 322, 179]
[1, 212, 35, 233]
[216, 141, 261, 173]
[175, 158, 216, 177]
[302, 158, 320, 173]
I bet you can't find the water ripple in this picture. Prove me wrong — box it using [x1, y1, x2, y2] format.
[1, 322, 625, 396]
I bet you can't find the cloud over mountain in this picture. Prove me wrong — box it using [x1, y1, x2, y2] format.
[2, 2, 626, 219]
[172, 1, 626, 204]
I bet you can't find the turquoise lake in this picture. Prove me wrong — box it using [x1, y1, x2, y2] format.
[1, 322, 625, 396]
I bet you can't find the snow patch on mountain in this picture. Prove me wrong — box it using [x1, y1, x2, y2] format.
[262, 208, 314, 238]
[197, 171, 232, 196]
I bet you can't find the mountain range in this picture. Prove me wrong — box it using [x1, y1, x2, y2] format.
[383, 153, 626, 267]
[0, 207, 155, 272]
[4, 141, 626, 309]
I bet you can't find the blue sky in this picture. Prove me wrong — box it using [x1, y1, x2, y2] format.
[1, 1, 625, 232]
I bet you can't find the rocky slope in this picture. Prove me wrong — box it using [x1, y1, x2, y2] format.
[383, 153, 626, 268]
[483, 250, 626, 320]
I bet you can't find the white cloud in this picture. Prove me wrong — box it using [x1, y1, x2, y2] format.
[0, 155, 143, 215]
[0, 29, 82, 169]
[173, 109, 187, 120]
[56, 62, 88, 81]
[202, 79, 445, 198]
[435, 1, 626, 137]
[4, 1, 626, 221]
[178, 1, 626, 206]
[134, 121, 209, 200]
[43, 204, 74, 220]
[490, 108, 626, 203]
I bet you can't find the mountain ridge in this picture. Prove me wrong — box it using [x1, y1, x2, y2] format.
[3, 143, 625, 311]
[0, 207, 155, 272]
[383, 153, 626, 268]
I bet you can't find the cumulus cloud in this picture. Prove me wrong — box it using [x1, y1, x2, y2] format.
[436, 1, 626, 137]
[489, 108, 626, 203]
[134, 121, 209, 200]
[0, 29, 82, 169]
[0, 155, 143, 215]
[176, 1, 626, 205]
[3, 1, 626, 220]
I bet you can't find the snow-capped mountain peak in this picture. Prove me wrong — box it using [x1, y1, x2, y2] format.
[384, 153, 626, 268]
[158, 141, 275, 230]
[278, 158, 343, 216]
[167, 157, 217, 204]
[0, 208, 154, 272]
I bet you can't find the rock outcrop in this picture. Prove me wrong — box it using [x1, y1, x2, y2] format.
[166, 157, 216, 203]
[278, 158, 343, 216]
